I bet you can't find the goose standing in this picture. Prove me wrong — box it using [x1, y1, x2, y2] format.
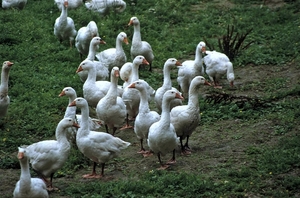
[148, 90, 183, 170]
[128, 16, 154, 71]
[128, 80, 160, 156]
[121, 55, 154, 128]
[54, 0, 77, 48]
[76, 59, 123, 108]
[85, 0, 126, 16]
[177, 41, 206, 98]
[13, 147, 49, 198]
[55, 0, 83, 10]
[204, 50, 235, 88]
[96, 67, 126, 136]
[69, 97, 131, 178]
[25, 118, 80, 191]
[77, 36, 109, 82]
[0, 61, 13, 118]
[75, 21, 99, 59]
[59, 86, 102, 142]
[96, 32, 128, 71]
[170, 76, 211, 155]
[2, 0, 27, 9]
[154, 58, 183, 114]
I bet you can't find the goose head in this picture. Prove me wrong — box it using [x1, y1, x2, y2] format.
[133, 55, 149, 66]
[197, 41, 206, 53]
[128, 16, 139, 26]
[118, 32, 129, 45]
[2, 61, 14, 71]
[59, 87, 76, 97]
[76, 60, 95, 73]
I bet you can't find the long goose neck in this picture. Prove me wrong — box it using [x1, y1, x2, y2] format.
[19, 158, 31, 191]
[115, 37, 123, 53]
[188, 85, 200, 109]
[227, 62, 234, 76]
[0, 68, 9, 94]
[160, 98, 171, 124]
[77, 104, 90, 137]
[138, 88, 150, 113]
[106, 75, 118, 98]
[132, 24, 142, 45]
[86, 43, 97, 61]
[131, 63, 140, 82]
[162, 65, 172, 88]
[194, 48, 203, 68]
[85, 67, 97, 83]
[55, 123, 71, 150]
[59, 4, 68, 22]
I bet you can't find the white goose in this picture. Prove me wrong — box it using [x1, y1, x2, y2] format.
[128, 80, 160, 156]
[171, 76, 211, 155]
[154, 58, 183, 113]
[69, 97, 130, 178]
[120, 61, 132, 88]
[96, 67, 126, 136]
[128, 16, 154, 71]
[25, 118, 80, 191]
[13, 147, 49, 198]
[121, 55, 154, 128]
[177, 41, 206, 98]
[204, 50, 235, 88]
[85, 0, 126, 16]
[54, 0, 77, 48]
[95, 32, 128, 71]
[2, 0, 27, 9]
[59, 86, 102, 142]
[76, 59, 123, 108]
[55, 0, 83, 10]
[148, 90, 183, 170]
[0, 61, 13, 118]
[77, 36, 109, 82]
[75, 21, 99, 59]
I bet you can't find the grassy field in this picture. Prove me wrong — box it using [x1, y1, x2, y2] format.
[0, 0, 300, 197]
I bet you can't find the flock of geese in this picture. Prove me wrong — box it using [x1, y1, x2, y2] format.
[1, 0, 235, 197]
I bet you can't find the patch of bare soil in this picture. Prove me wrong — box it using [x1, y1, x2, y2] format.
[2, 61, 299, 198]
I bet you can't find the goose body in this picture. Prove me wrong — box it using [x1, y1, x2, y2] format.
[55, 0, 83, 10]
[77, 36, 109, 82]
[148, 90, 183, 170]
[154, 58, 183, 113]
[59, 87, 102, 142]
[128, 80, 160, 155]
[69, 97, 130, 178]
[2, 0, 27, 9]
[85, 0, 126, 16]
[121, 56, 154, 127]
[204, 50, 235, 88]
[128, 16, 154, 71]
[77, 59, 123, 108]
[170, 76, 211, 154]
[95, 32, 128, 71]
[25, 118, 80, 190]
[177, 41, 206, 98]
[13, 147, 49, 198]
[96, 67, 126, 135]
[75, 21, 99, 59]
[54, 0, 77, 48]
[0, 61, 13, 118]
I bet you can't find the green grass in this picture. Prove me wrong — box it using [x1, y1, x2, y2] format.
[1, 0, 300, 197]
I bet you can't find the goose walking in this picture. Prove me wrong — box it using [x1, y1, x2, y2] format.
[54, 0, 77, 48]
[128, 16, 154, 71]
[128, 80, 160, 156]
[148, 90, 183, 170]
[24, 118, 80, 191]
[171, 76, 211, 155]
[70, 97, 130, 178]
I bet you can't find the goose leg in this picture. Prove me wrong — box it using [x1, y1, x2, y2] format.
[83, 162, 102, 178]
[137, 139, 146, 154]
[157, 153, 169, 170]
[47, 173, 58, 191]
[167, 149, 176, 165]
[120, 114, 133, 130]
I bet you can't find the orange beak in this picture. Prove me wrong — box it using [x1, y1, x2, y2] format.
[175, 61, 182, 66]
[69, 100, 76, 107]
[76, 65, 83, 73]
[123, 37, 129, 45]
[128, 20, 133, 26]
[142, 59, 149, 65]
[73, 122, 80, 128]
[204, 80, 211, 86]
[128, 83, 136, 88]
[175, 92, 184, 100]
[58, 91, 65, 97]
